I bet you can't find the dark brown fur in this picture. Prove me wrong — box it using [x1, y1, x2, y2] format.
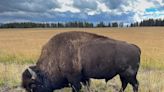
[22, 31, 141, 92]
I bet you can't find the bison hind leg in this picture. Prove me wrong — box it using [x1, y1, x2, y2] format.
[119, 76, 128, 92]
[119, 74, 139, 92]
[128, 77, 139, 92]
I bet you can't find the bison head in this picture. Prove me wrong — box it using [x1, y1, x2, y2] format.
[21, 66, 53, 92]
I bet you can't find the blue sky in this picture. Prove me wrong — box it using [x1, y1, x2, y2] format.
[0, 0, 164, 23]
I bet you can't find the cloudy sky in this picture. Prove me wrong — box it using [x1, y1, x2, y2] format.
[0, 0, 164, 23]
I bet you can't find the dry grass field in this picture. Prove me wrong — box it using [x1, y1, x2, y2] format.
[0, 27, 164, 92]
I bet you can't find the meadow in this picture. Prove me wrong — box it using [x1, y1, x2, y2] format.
[0, 27, 164, 92]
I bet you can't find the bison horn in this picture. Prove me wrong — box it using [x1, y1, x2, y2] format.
[27, 67, 37, 79]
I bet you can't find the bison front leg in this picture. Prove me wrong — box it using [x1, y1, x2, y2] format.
[67, 75, 82, 92]
[84, 80, 91, 92]
[71, 81, 81, 92]
[81, 78, 91, 92]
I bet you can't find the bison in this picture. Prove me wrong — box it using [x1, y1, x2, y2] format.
[22, 31, 141, 92]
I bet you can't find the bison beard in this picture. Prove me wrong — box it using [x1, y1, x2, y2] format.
[22, 31, 141, 92]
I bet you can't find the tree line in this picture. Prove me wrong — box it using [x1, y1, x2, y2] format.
[130, 19, 164, 27]
[1, 19, 164, 28]
[0, 21, 123, 28]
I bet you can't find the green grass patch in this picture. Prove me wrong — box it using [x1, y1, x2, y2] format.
[0, 52, 36, 64]
[141, 56, 164, 70]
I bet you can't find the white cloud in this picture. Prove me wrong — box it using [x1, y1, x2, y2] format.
[87, 10, 99, 16]
[135, 0, 155, 12]
[133, 13, 142, 22]
[128, 0, 156, 22]
[53, 0, 80, 13]
[53, 6, 80, 13]
[57, 0, 73, 5]
[97, 1, 110, 12]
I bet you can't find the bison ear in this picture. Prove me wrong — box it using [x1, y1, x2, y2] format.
[27, 67, 37, 80]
